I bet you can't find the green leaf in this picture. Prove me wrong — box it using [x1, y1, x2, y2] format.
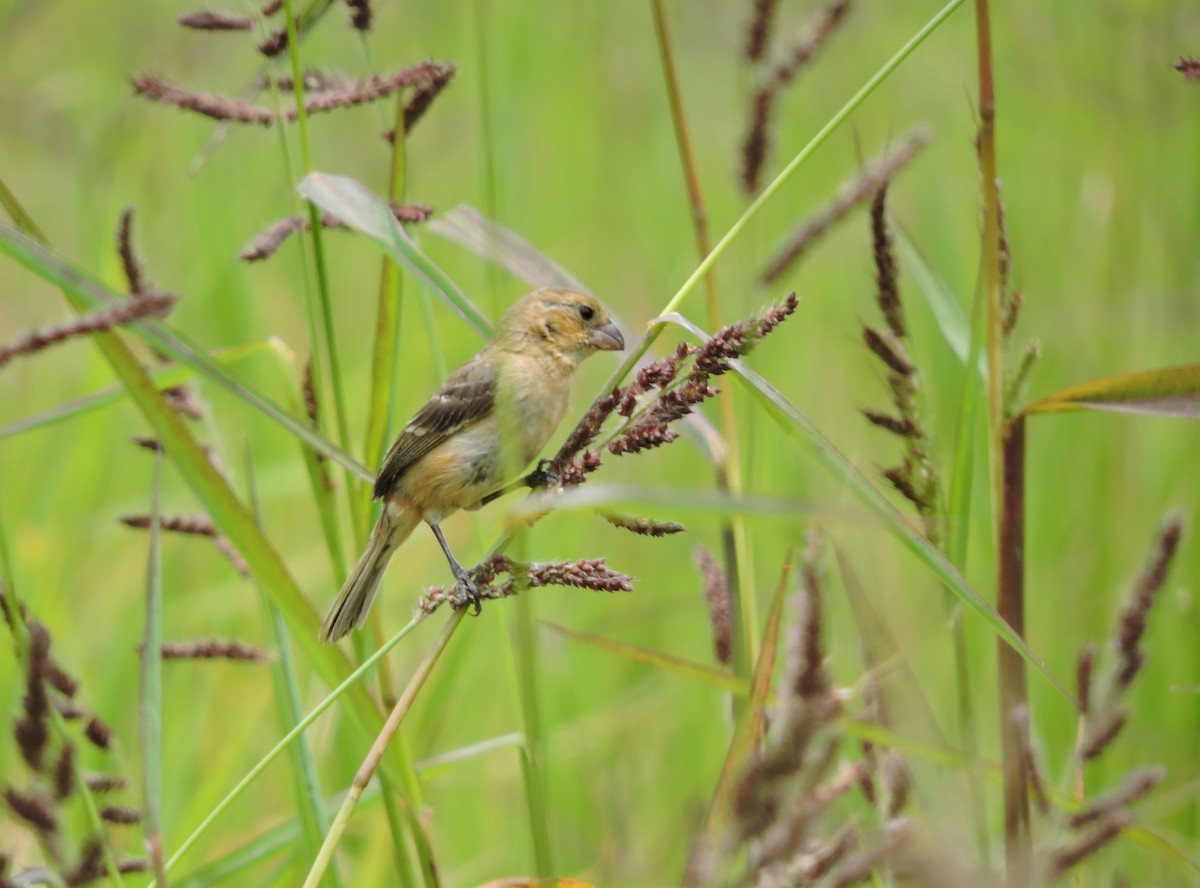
[540, 621, 748, 696]
[1024, 363, 1200, 419]
[296, 172, 492, 338]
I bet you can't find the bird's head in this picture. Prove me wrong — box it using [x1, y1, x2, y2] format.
[497, 288, 625, 365]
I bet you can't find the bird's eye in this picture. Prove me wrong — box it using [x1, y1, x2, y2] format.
[578, 305, 595, 321]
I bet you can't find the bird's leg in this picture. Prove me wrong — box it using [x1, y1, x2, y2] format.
[429, 521, 482, 614]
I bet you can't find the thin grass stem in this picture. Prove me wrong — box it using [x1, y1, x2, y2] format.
[154, 615, 426, 883]
[303, 611, 466, 888]
[649, 0, 758, 686]
[281, 0, 366, 540]
[138, 451, 168, 886]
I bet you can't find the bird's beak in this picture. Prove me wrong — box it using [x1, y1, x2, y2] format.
[589, 321, 625, 352]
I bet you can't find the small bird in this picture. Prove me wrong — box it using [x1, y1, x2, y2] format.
[319, 288, 625, 642]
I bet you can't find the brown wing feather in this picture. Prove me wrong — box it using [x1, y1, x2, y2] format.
[373, 356, 496, 499]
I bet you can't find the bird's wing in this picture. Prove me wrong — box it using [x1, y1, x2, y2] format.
[373, 356, 497, 499]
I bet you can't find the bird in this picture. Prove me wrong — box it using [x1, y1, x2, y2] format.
[319, 288, 625, 642]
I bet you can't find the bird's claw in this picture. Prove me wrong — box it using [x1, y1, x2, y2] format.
[453, 573, 483, 616]
[525, 459, 561, 491]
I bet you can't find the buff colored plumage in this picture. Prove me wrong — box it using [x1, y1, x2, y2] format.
[319, 288, 624, 642]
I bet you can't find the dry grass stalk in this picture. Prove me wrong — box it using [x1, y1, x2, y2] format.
[761, 128, 929, 283]
[418, 555, 632, 614]
[0, 294, 175, 370]
[740, 0, 853, 192]
[694, 546, 732, 665]
[177, 10, 255, 30]
[240, 202, 433, 261]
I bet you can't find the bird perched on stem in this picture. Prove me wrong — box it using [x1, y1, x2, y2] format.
[319, 288, 625, 642]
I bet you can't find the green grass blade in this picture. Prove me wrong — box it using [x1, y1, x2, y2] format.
[297, 173, 492, 338]
[894, 223, 986, 379]
[540, 621, 747, 696]
[0, 341, 281, 440]
[1024, 363, 1200, 418]
[0, 223, 372, 482]
[139, 451, 168, 885]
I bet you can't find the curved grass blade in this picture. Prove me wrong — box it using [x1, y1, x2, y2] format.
[510, 484, 839, 524]
[1024, 363, 1200, 419]
[656, 312, 1072, 702]
[0, 224, 372, 482]
[427, 203, 588, 292]
[0, 341, 280, 440]
[894, 221, 987, 379]
[540, 620, 748, 696]
[297, 173, 492, 337]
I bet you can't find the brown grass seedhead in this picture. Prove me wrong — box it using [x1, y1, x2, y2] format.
[871, 186, 904, 338]
[1048, 812, 1131, 879]
[762, 127, 930, 282]
[3, 787, 57, 834]
[1113, 512, 1182, 693]
[694, 546, 732, 666]
[602, 513, 685, 537]
[744, 0, 780, 62]
[1067, 768, 1164, 831]
[160, 385, 203, 420]
[240, 202, 433, 262]
[1174, 57, 1200, 80]
[99, 805, 141, 825]
[0, 294, 175, 371]
[160, 639, 270, 661]
[84, 776, 127, 794]
[397, 64, 458, 137]
[177, 10, 254, 30]
[83, 717, 112, 751]
[1081, 708, 1128, 761]
[418, 555, 632, 614]
[734, 0, 849, 192]
[52, 744, 76, 800]
[345, 0, 372, 31]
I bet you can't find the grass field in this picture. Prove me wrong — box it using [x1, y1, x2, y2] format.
[1, 1, 1198, 885]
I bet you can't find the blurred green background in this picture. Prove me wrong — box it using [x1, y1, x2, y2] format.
[1, 0, 1198, 884]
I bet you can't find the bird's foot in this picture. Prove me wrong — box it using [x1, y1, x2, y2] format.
[525, 459, 561, 491]
[453, 571, 483, 616]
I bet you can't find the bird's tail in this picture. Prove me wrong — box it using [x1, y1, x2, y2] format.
[318, 503, 420, 643]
